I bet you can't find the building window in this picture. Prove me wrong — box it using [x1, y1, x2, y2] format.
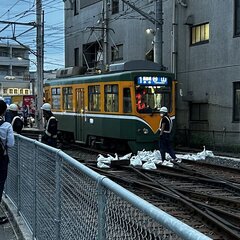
[14, 89, 18, 94]
[24, 89, 29, 95]
[233, 82, 240, 121]
[111, 44, 123, 62]
[190, 103, 208, 121]
[104, 85, 119, 112]
[52, 88, 61, 109]
[74, 47, 79, 66]
[235, 0, 240, 36]
[63, 87, 73, 110]
[191, 23, 209, 45]
[20, 89, 23, 94]
[3, 88, 7, 94]
[112, 0, 119, 14]
[9, 89, 13, 94]
[74, 0, 79, 16]
[88, 85, 100, 111]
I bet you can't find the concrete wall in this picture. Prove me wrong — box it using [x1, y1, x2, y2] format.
[175, 0, 240, 135]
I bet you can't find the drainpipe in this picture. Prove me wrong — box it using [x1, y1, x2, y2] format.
[171, 0, 177, 78]
[171, 0, 187, 78]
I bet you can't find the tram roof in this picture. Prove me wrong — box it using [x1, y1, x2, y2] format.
[45, 70, 174, 86]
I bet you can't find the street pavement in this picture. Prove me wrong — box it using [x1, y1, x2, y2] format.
[0, 202, 21, 240]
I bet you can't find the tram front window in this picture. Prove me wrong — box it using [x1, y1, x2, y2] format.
[135, 85, 171, 113]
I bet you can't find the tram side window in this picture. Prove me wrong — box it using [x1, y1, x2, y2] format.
[123, 88, 132, 113]
[63, 87, 73, 110]
[88, 85, 100, 111]
[51, 88, 61, 109]
[104, 84, 119, 112]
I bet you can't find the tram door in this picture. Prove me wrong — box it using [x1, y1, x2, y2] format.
[76, 88, 85, 142]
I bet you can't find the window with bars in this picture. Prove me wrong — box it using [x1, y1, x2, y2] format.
[191, 23, 209, 45]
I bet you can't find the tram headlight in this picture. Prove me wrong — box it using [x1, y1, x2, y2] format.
[143, 128, 149, 134]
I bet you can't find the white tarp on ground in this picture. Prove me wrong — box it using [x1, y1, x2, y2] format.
[96, 146, 214, 169]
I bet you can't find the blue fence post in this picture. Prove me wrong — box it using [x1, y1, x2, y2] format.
[17, 136, 21, 213]
[55, 151, 62, 240]
[98, 177, 107, 240]
[32, 142, 37, 240]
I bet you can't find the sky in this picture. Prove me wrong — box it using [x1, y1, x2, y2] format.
[0, 0, 65, 71]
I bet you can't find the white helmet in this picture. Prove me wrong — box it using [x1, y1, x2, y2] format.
[9, 103, 18, 111]
[0, 97, 4, 101]
[41, 103, 51, 111]
[160, 106, 168, 113]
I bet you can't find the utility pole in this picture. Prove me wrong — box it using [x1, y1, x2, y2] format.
[120, 0, 163, 68]
[102, 0, 109, 67]
[154, 0, 163, 67]
[36, 0, 44, 129]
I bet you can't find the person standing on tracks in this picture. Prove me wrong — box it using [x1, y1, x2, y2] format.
[158, 106, 177, 162]
[0, 100, 14, 224]
[5, 104, 24, 134]
[41, 103, 58, 147]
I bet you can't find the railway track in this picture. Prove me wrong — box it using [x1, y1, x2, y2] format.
[22, 133, 240, 239]
[177, 159, 240, 185]
[87, 164, 240, 239]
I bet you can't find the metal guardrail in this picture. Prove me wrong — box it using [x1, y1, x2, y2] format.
[5, 135, 211, 240]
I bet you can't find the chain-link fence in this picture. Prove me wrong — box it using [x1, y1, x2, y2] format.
[175, 129, 240, 154]
[5, 135, 210, 240]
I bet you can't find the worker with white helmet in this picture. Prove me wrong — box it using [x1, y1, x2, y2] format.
[5, 103, 23, 134]
[41, 103, 58, 147]
[158, 106, 178, 163]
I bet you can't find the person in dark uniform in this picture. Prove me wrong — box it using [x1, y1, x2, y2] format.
[6, 104, 24, 134]
[41, 103, 58, 147]
[0, 100, 14, 224]
[158, 106, 177, 162]
[22, 105, 29, 127]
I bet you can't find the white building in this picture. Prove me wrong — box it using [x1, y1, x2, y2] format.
[0, 43, 31, 97]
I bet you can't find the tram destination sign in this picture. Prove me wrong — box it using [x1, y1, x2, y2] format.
[136, 76, 169, 86]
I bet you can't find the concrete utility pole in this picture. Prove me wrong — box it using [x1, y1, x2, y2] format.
[36, 0, 44, 129]
[120, 0, 163, 68]
[102, 0, 109, 66]
[154, 0, 163, 67]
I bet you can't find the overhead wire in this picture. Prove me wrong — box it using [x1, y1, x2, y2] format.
[0, 0, 154, 69]
[1, 0, 65, 68]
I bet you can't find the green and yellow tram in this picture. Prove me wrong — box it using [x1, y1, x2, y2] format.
[44, 61, 176, 153]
